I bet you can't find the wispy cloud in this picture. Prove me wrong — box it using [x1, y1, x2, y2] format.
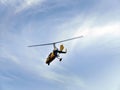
[0, 0, 46, 13]
[15, 0, 45, 13]
[1, 47, 20, 64]
[38, 69, 85, 89]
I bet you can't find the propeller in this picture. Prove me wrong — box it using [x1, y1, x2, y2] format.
[28, 35, 83, 47]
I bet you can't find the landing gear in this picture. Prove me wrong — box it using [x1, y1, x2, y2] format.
[48, 63, 50, 65]
[59, 58, 62, 61]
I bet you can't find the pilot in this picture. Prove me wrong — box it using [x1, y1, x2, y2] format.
[53, 46, 67, 61]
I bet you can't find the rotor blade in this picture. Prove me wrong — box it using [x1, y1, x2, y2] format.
[28, 43, 54, 47]
[54, 35, 83, 44]
[28, 35, 83, 47]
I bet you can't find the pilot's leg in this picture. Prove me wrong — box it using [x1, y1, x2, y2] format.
[57, 56, 62, 61]
[48, 63, 50, 65]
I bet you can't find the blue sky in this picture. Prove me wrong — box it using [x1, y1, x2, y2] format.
[0, 0, 120, 90]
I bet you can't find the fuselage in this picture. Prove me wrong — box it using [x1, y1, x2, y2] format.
[46, 52, 56, 65]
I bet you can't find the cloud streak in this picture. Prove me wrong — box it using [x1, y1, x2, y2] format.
[0, 0, 46, 13]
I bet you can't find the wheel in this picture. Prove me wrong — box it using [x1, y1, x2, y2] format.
[48, 63, 50, 65]
[59, 58, 62, 61]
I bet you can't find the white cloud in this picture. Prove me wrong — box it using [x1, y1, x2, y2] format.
[0, 0, 46, 13]
[15, 0, 45, 13]
[36, 68, 85, 89]
[0, 47, 20, 64]
[72, 20, 120, 50]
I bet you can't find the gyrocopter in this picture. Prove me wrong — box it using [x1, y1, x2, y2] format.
[28, 36, 83, 65]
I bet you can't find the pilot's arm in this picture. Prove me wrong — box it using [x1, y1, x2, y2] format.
[58, 49, 67, 53]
